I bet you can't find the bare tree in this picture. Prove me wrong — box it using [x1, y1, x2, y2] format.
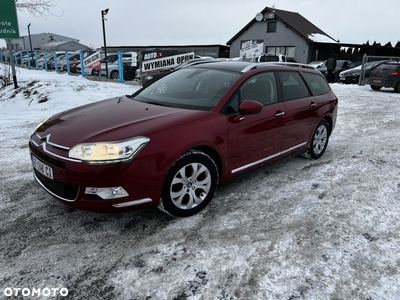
[15, 0, 60, 18]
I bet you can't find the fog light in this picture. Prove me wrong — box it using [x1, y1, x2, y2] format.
[85, 187, 129, 199]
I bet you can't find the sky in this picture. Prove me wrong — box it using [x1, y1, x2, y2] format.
[1, 0, 399, 50]
[1, 65, 400, 298]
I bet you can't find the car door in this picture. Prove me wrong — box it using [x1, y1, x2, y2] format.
[277, 71, 317, 154]
[226, 72, 286, 175]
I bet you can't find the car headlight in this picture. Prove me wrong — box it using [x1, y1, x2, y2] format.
[350, 72, 360, 76]
[69, 136, 150, 164]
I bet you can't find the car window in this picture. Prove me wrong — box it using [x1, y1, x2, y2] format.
[240, 72, 277, 105]
[278, 71, 310, 101]
[135, 68, 240, 111]
[301, 72, 331, 95]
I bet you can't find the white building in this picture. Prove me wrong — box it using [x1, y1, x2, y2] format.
[9, 32, 79, 51]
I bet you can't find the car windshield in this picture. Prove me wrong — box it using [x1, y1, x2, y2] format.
[133, 68, 240, 111]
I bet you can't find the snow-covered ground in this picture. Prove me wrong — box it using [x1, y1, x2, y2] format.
[1, 66, 400, 299]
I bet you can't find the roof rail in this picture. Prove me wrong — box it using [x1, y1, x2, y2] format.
[241, 62, 317, 73]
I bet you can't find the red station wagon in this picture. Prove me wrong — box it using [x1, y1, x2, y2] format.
[29, 61, 338, 217]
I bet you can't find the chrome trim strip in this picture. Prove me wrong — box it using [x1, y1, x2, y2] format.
[112, 198, 153, 208]
[33, 172, 78, 202]
[31, 138, 82, 163]
[231, 142, 307, 174]
[35, 133, 70, 150]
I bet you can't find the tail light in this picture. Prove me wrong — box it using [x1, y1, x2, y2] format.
[392, 68, 400, 76]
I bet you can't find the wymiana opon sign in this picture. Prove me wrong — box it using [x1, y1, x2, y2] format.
[141, 52, 195, 73]
[0, 0, 20, 39]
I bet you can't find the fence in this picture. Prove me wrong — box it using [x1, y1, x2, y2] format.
[0, 50, 137, 84]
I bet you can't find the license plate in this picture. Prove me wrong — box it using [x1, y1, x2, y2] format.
[372, 80, 381, 83]
[32, 155, 54, 180]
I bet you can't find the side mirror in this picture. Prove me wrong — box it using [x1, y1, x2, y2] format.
[239, 100, 263, 115]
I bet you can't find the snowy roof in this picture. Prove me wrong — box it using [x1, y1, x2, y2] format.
[227, 7, 337, 45]
[308, 33, 338, 43]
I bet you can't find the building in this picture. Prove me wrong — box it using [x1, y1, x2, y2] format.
[227, 6, 339, 63]
[104, 44, 230, 59]
[227, 6, 400, 64]
[9, 32, 80, 51]
[40, 41, 90, 52]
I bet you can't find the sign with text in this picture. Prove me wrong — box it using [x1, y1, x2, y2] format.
[240, 39, 264, 60]
[0, 0, 20, 39]
[83, 51, 101, 70]
[141, 52, 195, 74]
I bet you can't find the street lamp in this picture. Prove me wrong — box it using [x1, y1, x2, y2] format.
[101, 8, 109, 78]
[27, 23, 34, 67]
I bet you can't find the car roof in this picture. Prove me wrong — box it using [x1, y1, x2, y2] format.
[192, 60, 317, 73]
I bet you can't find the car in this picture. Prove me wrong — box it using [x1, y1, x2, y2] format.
[99, 57, 136, 80]
[339, 60, 389, 84]
[29, 61, 338, 217]
[369, 61, 400, 92]
[57, 52, 81, 72]
[94, 52, 138, 77]
[309, 60, 352, 82]
[138, 57, 216, 86]
[256, 53, 287, 62]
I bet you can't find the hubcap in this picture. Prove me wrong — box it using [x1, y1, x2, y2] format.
[170, 163, 211, 210]
[313, 125, 328, 155]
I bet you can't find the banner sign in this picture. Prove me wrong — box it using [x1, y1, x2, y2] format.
[83, 51, 101, 70]
[240, 39, 264, 60]
[141, 52, 195, 73]
[0, 0, 20, 39]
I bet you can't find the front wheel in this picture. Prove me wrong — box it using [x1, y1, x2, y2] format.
[159, 150, 219, 217]
[308, 120, 330, 159]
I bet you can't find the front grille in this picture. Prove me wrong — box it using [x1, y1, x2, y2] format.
[34, 170, 79, 201]
[29, 142, 66, 169]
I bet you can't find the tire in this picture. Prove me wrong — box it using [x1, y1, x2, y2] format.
[371, 85, 382, 91]
[308, 120, 330, 159]
[63, 65, 67, 72]
[395, 82, 400, 93]
[110, 70, 119, 80]
[159, 150, 219, 217]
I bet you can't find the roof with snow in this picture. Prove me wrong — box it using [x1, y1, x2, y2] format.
[227, 7, 337, 45]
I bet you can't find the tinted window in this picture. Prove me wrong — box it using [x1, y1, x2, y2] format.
[302, 72, 330, 95]
[278, 71, 310, 101]
[240, 72, 277, 106]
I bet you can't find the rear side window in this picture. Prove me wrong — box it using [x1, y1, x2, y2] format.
[302, 72, 331, 95]
[278, 71, 310, 101]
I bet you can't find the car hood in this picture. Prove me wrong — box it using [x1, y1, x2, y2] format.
[36, 96, 210, 147]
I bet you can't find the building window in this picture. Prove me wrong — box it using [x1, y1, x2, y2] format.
[266, 46, 295, 57]
[267, 21, 277, 33]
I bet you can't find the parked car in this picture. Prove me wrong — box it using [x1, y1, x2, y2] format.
[138, 57, 215, 86]
[339, 60, 389, 84]
[58, 52, 81, 72]
[369, 61, 400, 92]
[99, 57, 136, 79]
[309, 60, 352, 82]
[94, 52, 138, 77]
[29, 61, 338, 217]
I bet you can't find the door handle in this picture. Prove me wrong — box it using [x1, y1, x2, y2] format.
[274, 111, 285, 117]
[309, 102, 317, 107]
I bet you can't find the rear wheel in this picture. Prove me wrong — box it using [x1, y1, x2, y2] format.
[371, 85, 382, 91]
[110, 70, 119, 80]
[308, 120, 330, 159]
[159, 150, 219, 217]
[395, 82, 400, 93]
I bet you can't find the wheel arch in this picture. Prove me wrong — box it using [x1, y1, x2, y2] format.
[192, 145, 223, 183]
[322, 116, 333, 136]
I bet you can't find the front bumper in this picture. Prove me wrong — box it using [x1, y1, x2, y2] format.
[29, 139, 162, 213]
